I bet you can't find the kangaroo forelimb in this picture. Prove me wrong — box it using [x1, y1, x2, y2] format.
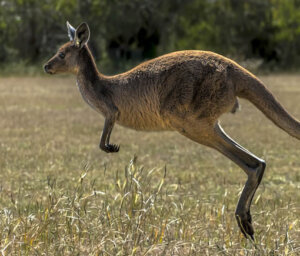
[99, 118, 119, 153]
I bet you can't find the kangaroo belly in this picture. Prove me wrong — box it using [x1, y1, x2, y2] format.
[116, 110, 172, 131]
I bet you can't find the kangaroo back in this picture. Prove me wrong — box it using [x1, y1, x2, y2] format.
[235, 70, 300, 140]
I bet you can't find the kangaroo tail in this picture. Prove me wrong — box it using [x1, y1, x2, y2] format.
[236, 72, 300, 140]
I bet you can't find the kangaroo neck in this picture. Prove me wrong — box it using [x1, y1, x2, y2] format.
[75, 46, 116, 115]
[75, 46, 102, 111]
[76, 45, 101, 88]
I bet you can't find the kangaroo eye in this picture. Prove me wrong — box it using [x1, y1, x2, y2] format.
[59, 52, 65, 59]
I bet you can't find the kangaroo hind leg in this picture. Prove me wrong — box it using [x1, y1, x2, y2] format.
[211, 124, 265, 239]
[179, 121, 265, 239]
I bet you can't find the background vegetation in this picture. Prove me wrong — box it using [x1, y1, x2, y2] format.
[1, 0, 300, 73]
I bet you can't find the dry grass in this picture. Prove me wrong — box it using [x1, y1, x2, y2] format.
[0, 75, 299, 255]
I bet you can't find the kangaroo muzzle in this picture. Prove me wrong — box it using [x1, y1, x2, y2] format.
[43, 63, 54, 74]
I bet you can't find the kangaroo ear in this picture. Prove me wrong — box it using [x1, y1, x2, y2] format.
[66, 21, 76, 41]
[74, 22, 90, 48]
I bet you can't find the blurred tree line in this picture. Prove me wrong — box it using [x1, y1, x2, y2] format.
[1, 0, 300, 72]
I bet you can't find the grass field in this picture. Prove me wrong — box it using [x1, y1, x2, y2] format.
[0, 75, 299, 255]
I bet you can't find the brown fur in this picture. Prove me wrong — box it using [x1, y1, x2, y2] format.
[44, 22, 300, 240]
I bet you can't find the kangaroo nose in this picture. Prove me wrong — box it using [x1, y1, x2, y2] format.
[44, 64, 51, 73]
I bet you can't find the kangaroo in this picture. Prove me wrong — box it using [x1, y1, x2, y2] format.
[44, 22, 300, 240]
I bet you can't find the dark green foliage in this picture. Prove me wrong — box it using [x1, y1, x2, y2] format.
[1, 0, 300, 71]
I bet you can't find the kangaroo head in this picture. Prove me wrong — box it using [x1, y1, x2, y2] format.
[44, 22, 90, 75]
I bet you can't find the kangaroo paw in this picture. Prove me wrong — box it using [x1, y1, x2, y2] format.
[235, 211, 254, 240]
[102, 144, 120, 153]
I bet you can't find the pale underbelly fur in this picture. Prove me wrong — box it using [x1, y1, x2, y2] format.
[116, 110, 172, 131]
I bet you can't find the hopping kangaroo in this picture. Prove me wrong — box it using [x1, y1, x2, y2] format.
[44, 22, 300, 239]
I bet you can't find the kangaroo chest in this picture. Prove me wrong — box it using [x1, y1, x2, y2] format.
[76, 79, 107, 115]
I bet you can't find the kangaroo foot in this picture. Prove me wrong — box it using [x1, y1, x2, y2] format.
[101, 144, 120, 153]
[235, 210, 254, 240]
